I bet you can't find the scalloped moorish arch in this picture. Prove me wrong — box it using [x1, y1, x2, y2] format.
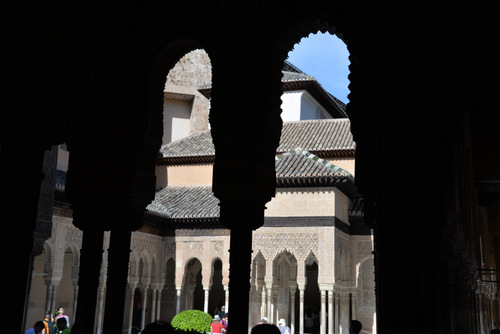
[147, 39, 213, 147]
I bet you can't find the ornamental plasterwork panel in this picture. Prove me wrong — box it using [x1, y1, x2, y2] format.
[163, 240, 176, 260]
[131, 233, 160, 263]
[210, 241, 224, 258]
[184, 241, 204, 259]
[335, 231, 351, 283]
[356, 239, 373, 264]
[64, 223, 82, 249]
[252, 232, 319, 262]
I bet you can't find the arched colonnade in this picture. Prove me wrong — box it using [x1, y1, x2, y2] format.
[28, 219, 375, 334]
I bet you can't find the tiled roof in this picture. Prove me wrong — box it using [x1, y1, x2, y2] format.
[281, 70, 315, 83]
[159, 118, 355, 164]
[275, 148, 358, 197]
[277, 119, 354, 156]
[146, 186, 220, 222]
[198, 61, 348, 118]
[147, 148, 360, 222]
[159, 131, 214, 163]
[276, 148, 351, 180]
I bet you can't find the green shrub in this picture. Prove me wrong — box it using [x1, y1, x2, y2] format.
[171, 310, 212, 334]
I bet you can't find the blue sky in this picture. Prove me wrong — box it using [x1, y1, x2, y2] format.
[286, 32, 350, 104]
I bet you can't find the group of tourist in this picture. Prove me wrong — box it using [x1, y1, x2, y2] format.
[254, 317, 291, 334]
[211, 304, 229, 333]
[254, 316, 362, 334]
[141, 319, 363, 334]
[25, 307, 70, 334]
[26, 306, 364, 334]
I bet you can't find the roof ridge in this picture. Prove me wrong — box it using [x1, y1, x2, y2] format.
[283, 60, 307, 74]
[281, 70, 315, 82]
[160, 129, 211, 149]
[275, 147, 353, 177]
[160, 118, 355, 161]
[282, 118, 349, 125]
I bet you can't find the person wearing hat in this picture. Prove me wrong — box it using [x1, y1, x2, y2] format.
[211, 315, 225, 333]
[278, 319, 290, 334]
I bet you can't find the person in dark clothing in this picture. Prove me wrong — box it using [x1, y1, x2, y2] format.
[349, 320, 362, 334]
[251, 324, 281, 334]
[142, 321, 175, 334]
[25, 321, 45, 334]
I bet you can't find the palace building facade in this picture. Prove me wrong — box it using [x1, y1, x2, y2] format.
[25, 50, 375, 334]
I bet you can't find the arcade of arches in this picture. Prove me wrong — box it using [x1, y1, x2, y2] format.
[27, 220, 375, 334]
[10, 2, 500, 334]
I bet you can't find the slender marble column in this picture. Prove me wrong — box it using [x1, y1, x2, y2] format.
[299, 288, 305, 334]
[267, 285, 273, 321]
[320, 289, 327, 334]
[141, 287, 148, 330]
[334, 292, 339, 334]
[204, 288, 210, 314]
[176, 288, 181, 314]
[155, 289, 162, 321]
[151, 289, 157, 323]
[44, 285, 53, 315]
[350, 292, 357, 322]
[72, 284, 79, 323]
[95, 286, 105, 334]
[126, 286, 136, 334]
[290, 285, 297, 334]
[261, 287, 267, 320]
[328, 290, 333, 334]
[224, 285, 229, 313]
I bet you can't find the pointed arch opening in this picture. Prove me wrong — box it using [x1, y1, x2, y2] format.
[273, 250, 298, 327]
[209, 258, 224, 317]
[162, 258, 176, 321]
[304, 252, 320, 327]
[182, 258, 204, 311]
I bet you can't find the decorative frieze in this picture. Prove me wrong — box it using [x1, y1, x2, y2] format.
[252, 231, 319, 262]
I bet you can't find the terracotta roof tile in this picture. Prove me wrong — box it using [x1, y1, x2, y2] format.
[277, 119, 354, 155]
[159, 119, 355, 164]
[146, 186, 220, 221]
[147, 148, 360, 221]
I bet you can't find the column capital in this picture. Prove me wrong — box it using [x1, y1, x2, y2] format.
[318, 283, 335, 291]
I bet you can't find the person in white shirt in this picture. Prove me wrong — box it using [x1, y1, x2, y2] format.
[278, 319, 290, 334]
[55, 307, 70, 328]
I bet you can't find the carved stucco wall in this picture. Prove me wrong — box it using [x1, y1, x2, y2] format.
[28, 216, 374, 327]
[35, 218, 373, 290]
